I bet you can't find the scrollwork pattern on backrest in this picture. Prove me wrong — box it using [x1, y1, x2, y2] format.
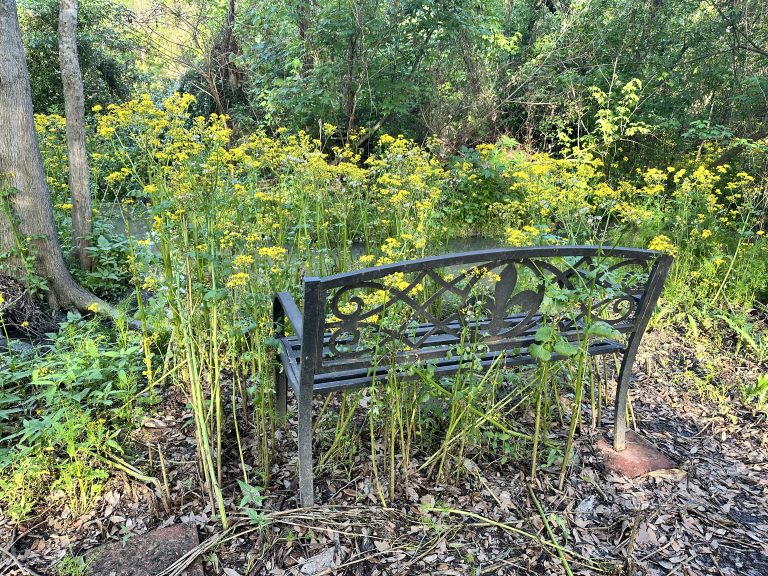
[319, 251, 654, 366]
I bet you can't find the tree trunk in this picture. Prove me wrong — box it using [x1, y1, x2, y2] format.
[59, 0, 92, 271]
[296, 0, 314, 74]
[209, 0, 241, 117]
[344, 32, 358, 137]
[222, 0, 240, 91]
[0, 0, 104, 312]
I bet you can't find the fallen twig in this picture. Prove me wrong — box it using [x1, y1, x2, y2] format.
[0, 546, 43, 576]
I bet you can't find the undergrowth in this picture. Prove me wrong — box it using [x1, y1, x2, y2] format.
[0, 311, 149, 521]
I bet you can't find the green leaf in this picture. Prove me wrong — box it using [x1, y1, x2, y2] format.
[203, 288, 228, 302]
[586, 321, 621, 339]
[546, 448, 560, 467]
[553, 340, 579, 357]
[534, 325, 555, 343]
[237, 479, 264, 508]
[529, 343, 551, 362]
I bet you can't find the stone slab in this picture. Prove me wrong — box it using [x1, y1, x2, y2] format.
[596, 429, 675, 478]
[85, 523, 203, 576]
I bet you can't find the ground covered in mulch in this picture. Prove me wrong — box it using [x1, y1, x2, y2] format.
[0, 275, 59, 344]
[2, 324, 767, 576]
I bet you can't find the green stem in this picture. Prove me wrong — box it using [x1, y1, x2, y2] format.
[528, 487, 576, 576]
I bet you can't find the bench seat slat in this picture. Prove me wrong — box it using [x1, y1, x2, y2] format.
[312, 340, 624, 394]
[279, 335, 622, 395]
[278, 313, 632, 375]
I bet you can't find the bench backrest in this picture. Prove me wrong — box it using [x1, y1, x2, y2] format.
[300, 246, 672, 375]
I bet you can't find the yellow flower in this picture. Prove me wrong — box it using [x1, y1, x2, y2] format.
[506, 225, 546, 246]
[226, 272, 250, 288]
[91, 104, 103, 112]
[391, 189, 409, 204]
[385, 272, 415, 292]
[142, 276, 158, 290]
[56, 203, 73, 210]
[648, 235, 677, 256]
[700, 229, 712, 240]
[258, 246, 287, 260]
[530, 163, 549, 176]
[97, 125, 115, 138]
[105, 169, 129, 184]
[233, 254, 255, 269]
[506, 228, 528, 245]
[381, 237, 402, 258]
[476, 143, 495, 158]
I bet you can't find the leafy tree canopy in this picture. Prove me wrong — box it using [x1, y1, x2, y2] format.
[19, 0, 146, 113]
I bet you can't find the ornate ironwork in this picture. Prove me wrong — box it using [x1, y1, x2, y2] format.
[320, 252, 652, 365]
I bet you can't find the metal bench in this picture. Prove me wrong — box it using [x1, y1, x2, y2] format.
[273, 246, 672, 506]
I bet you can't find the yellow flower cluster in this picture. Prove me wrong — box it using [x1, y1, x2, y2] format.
[226, 272, 250, 288]
[648, 235, 677, 255]
[30, 91, 765, 334]
[233, 255, 255, 269]
[105, 167, 131, 185]
[142, 276, 159, 290]
[505, 225, 547, 246]
[257, 246, 287, 261]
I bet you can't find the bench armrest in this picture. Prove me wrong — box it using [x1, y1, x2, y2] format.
[273, 291, 303, 340]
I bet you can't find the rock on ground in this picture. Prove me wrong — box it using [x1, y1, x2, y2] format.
[85, 523, 203, 576]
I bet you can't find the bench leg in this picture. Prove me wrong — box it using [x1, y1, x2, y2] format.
[613, 351, 635, 452]
[275, 367, 287, 424]
[297, 389, 314, 507]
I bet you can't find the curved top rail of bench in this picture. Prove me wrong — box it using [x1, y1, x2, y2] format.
[311, 245, 666, 289]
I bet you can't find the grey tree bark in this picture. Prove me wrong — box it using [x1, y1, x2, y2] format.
[0, 0, 104, 311]
[59, 0, 92, 271]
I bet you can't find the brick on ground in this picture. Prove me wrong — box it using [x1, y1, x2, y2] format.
[596, 429, 676, 478]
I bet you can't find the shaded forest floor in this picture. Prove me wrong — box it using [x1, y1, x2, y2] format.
[2, 324, 767, 576]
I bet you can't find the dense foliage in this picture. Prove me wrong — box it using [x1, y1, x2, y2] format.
[3, 91, 766, 522]
[19, 0, 146, 113]
[234, 0, 768, 160]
